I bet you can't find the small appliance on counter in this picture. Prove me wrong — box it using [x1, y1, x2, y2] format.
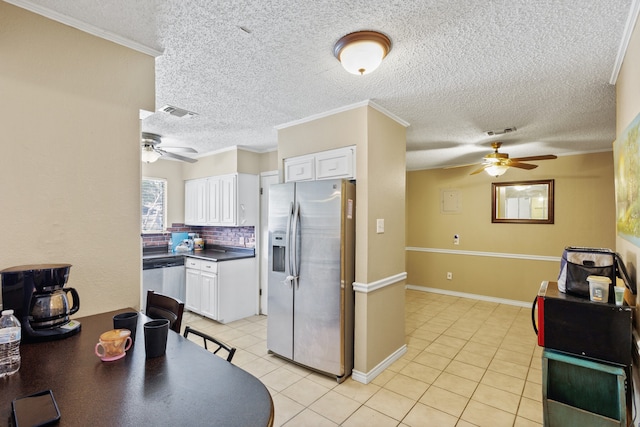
[170, 232, 189, 252]
[193, 237, 204, 251]
[1, 264, 81, 342]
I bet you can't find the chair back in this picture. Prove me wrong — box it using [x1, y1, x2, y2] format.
[183, 326, 236, 362]
[146, 290, 184, 333]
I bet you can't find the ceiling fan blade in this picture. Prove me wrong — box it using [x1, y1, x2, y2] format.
[510, 154, 557, 162]
[508, 161, 538, 170]
[157, 149, 198, 163]
[470, 164, 490, 175]
[160, 146, 198, 154]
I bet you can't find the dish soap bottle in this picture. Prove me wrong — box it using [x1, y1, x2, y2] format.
[168, 237, 173, 253]
[0, 309, 21, 377]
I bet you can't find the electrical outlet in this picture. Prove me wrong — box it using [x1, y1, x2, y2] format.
[454, 234, 460, 245]
[447, 272, 453, 280]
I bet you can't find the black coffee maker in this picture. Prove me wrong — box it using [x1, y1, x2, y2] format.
[1, 264, 81, 342]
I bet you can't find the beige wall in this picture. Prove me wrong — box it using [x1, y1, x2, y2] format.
[278, 104, 407, 375]
[184, 148, 238, 180]
[616, 21, 640, 325]
[259, 150, 279, 173]
[406, 152, 616, 302]
[182, 147, 276, 180]
[357, 107, 407, 371]
[0, 3, 155, 315]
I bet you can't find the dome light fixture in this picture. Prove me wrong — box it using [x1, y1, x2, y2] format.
[333, 31, 391, 75]
[485, 164, 509, 177]
[141, 144, 161, 163]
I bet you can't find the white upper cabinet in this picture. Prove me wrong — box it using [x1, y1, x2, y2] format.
[219, 174, 237, 225]
[284, 146, 356, 182]
[284, 156, 314, 182]
[185, 178, 207, 225]
[206, 177, 221, 224]
[185, 173, 258, 226]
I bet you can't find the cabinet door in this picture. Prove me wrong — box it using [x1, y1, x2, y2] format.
[284, 155, 314, 182]
[220, 175, 237, 225]
[201, 271, 218, 320]
[185, 268, 202, 313]
[195, 179, 207, 224]
[185, 179, 208, 225]
[207, 177, 221, 224]
[184, 180, 198, 225]
[315, 146, 355, 180]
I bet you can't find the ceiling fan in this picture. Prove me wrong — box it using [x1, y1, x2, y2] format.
[141, 132, 198, 163]
[448, 142, 557, 177]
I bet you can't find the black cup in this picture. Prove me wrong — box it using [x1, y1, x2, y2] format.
[113, 312, 139, 343]
[144, 319, 169, 358]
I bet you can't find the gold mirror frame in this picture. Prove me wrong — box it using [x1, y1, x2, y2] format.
[492, 179, 554, 224]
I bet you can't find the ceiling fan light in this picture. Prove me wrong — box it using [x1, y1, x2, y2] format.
[334, 31, 391, 75]
[485, 164, 509, 177]
[141, 145, 161, 163]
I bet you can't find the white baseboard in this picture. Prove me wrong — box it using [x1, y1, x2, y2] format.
[351, 344, 407, 384]
[406, 284, 532, 308]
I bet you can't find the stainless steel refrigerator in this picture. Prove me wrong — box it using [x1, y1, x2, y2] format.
[267, 179, 355, 382]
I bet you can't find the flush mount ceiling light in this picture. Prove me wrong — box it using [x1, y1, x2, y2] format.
[333, 31, 391, 75]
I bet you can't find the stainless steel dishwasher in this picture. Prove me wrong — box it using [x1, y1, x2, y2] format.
[142, 256, 185, 312]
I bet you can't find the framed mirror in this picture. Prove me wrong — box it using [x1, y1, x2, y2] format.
[492, 179, 554, 224]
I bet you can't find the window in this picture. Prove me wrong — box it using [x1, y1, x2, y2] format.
[142, 177, 167, 232]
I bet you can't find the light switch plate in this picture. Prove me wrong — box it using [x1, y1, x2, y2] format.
[376, 219, 384, 233]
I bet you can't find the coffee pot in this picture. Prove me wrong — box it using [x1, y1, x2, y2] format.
[1, 264, 81, 342]
[30, 288, 80, 329]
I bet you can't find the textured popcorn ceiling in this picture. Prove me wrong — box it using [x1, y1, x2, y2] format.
[10, 0, 636, 170]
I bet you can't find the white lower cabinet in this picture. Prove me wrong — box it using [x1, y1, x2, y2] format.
[185, 264, 203, 313]
[184, 256, 256, 324]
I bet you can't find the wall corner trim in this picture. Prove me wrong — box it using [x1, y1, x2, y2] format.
[352, 272, 407, 293]
[352, 344, 407, 384]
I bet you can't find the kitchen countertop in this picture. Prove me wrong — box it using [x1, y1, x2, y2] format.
[143, 245, 255, 262]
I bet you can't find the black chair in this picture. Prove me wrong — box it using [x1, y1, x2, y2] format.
[183, 326, 236, 362]
[146, 290, 185, 333]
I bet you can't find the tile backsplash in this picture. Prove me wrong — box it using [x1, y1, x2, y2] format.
[142, 224, 255, 249]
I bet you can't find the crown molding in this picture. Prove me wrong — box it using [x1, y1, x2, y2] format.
[275, 99, 409, 130]
[6, 0, 164, 57]
[610, 0, 640, 84]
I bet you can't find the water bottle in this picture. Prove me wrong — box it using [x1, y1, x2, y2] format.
[0, 309, 21, 377]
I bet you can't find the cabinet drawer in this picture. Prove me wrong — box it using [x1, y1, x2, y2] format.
[201, 260, 218, 273]
[185, 258, 202, 269]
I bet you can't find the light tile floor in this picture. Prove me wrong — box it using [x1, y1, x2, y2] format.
[181, 289, 543, 426]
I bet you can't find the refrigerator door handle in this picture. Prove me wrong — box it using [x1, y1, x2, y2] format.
[291, 201, 301, 289]
[283, 201, 294, 289]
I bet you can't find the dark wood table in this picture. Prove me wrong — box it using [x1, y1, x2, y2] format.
[1, 309, 274, 426]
